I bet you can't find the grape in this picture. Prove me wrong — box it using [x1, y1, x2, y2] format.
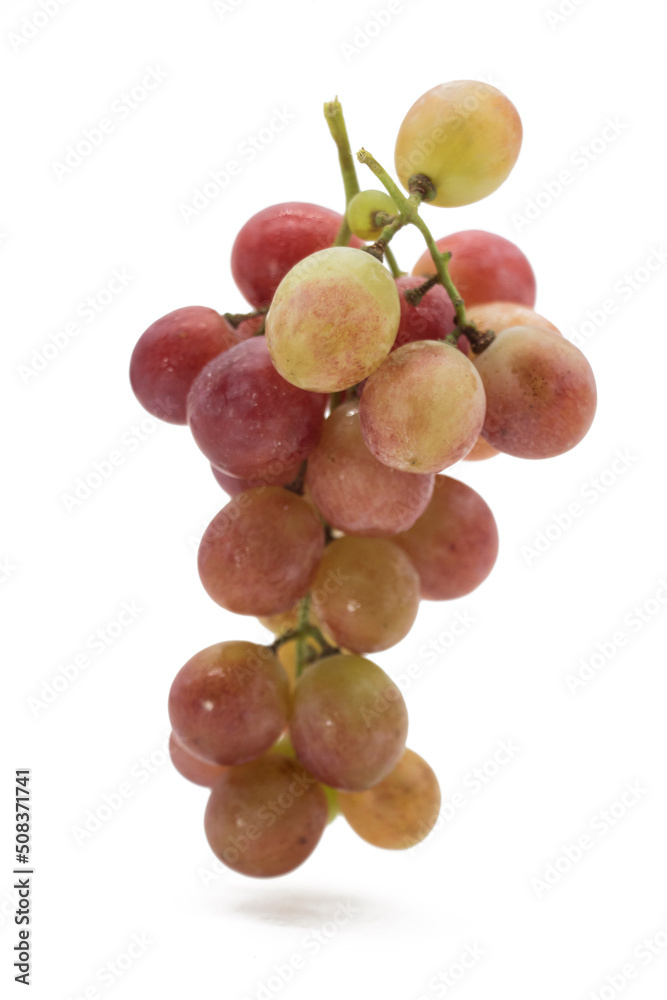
[391, 475, 498, 600]
[359, 340, 486, 474]
[289, 654, 408, 791]
[311, 537, 420, 653]
[169, 731, 228, 788]
[168, 641, 290, 766]
[198, 487, 324, 616]
[130, 307, 238, 424]
[265, 247, 400, 392]
[338, 748, 440, 849]
[231, 202, 362, 309]
[204, 753, 328, 877]
[305, 401, 434, 536]
[187, 336, 327, 481]
[210, 462, 302, 497]
[412, 230, 536, 308]
[467, 301, 560, 337]
[393, 276, 456, 350]
[395, 81, 522, 207]
[346, 189, 397, 240]
[463, 435, 499, 462]
[474, 326, 597, 458]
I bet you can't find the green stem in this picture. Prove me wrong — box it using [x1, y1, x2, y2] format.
[384, 245, 403, 279]
[324, 99, 361, 248]
[357, 148, 468, 328]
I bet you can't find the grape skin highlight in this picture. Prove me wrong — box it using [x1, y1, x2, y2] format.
[289, 654, 409, 791]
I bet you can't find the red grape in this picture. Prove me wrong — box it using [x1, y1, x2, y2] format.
[204, 753, 328, 877]
[474, 326, 597, 458]
[289, 654, 409, 791]
[413, 230, 536, 308]
[311, 536, 420, 653]
[393, 275, 456, 350]
[168, 641, 290, 766]
[231, 202, 363, 309]
[305, 402, 434, 536]
[130, 306, 238, 424]
[187, 336, 327, 481]
[391, 475, 498, 600]
[198, 487, 325, 616]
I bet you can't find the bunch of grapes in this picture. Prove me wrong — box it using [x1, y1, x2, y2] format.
[129, 81, 596, 879]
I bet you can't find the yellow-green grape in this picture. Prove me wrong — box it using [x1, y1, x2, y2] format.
[394, 80, 522, 207]
[338, 748, 440, 849]
[346, 189, 397, 241]
[265, 247, 400, 392]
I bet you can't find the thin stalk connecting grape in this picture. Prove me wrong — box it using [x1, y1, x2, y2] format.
[324, 100, 361, 249]
[356, 149, 468, 326]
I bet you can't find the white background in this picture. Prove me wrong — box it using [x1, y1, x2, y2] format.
[2, 0, 667, 998]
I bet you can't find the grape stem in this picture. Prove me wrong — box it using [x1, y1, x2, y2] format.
[223, 307, 268, 328]
[356, 148, 470, 331]
[324, 99, 361, 248]
[269, 596, 340, 678]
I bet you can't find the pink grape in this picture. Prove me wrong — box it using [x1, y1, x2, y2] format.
[311, 536, 420, 653]
[231, 202, 362, 309]
[467, 301, 560, 337]
[289, 654, 409, 791]
[305, 401, 434, 536]
[130, 306, 238, 424]
[359, 340, 486, 474]
[198, 487, 324, 616]
[187, 336, 327, 481]
[474, 326, 597, 458]
[391, 475, 498, 600]
[395, 81, 522, 206]
[413, 231, 536, 308]
[168, 641, 290, 766]
[204, 753, 328, 877]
